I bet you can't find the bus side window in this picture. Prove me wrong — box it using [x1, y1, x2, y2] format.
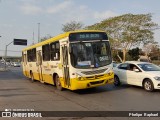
[50, 42, 60, 61]
[27, 49, 36, 62]
[22, 52, 24, 62]
[55, 42, 60, 60]
[27, 50, 32, 62]
[32, 48, 36, 62]
[42, 44, 50, 61]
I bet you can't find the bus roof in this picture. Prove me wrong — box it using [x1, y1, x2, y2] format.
[22, 30, 105, 51]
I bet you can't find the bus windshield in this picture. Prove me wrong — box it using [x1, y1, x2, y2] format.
[70, 41, 112, 69]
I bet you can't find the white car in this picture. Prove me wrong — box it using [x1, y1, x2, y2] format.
[113, 61, 160, 92]
[13, 62, 21, 67]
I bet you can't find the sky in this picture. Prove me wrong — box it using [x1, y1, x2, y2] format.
[0, 0, 160, 56]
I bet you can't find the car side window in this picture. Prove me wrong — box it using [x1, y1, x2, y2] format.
[118, 63, 128, 70]
[128, 64, 141, 72]
[128, 64, 135, 71]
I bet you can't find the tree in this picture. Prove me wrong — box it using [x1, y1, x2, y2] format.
[40, 34, 52, 42]
[150, 47, 160, 60]
[142, 43, 154, 57]
[143, 42, 160, 60]
[62, 21, 83, 32]
[86, 14, 158, 62]
[128, 47, 140, 60]
[112, 50, 123, 62]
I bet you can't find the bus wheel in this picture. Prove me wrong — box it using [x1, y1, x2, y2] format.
[55, 75, 63, 91]
[30, 72, 35, 83]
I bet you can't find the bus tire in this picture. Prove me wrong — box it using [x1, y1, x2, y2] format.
[55, 75, 63, 91]
[30, 72, 35, 83]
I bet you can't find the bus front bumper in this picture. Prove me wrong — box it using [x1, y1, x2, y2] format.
[69, 74, 114, 90]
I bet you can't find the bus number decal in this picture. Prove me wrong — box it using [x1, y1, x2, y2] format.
[99, 56, 109, 61]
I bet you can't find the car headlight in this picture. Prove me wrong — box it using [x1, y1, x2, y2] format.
[154, 76, 160, 80]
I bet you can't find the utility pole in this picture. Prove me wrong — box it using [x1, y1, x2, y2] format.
[32, 30, 35, 45]
[4, 41, 13, 70]
[4, 39, 27, 70]
[38, 23, 40, 43]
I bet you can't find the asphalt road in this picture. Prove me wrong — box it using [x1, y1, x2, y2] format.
[0, 64, 160, 120]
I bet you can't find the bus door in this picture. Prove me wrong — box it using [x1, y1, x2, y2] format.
[23, 53, 28, 76]
[61, 45, 70, 87]
[37, 50, 43, 82]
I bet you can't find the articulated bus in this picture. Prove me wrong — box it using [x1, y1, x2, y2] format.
[22, 30, 114, 90]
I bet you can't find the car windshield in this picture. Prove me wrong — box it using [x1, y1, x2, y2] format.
[138, 63, 160, 71]
[70, 41, 112, 69]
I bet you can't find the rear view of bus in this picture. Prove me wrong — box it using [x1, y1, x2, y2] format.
[65, 31, 114, 90]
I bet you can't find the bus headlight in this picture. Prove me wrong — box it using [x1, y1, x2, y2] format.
[76, 73, 84, 80]
[108, 70, 114, 76]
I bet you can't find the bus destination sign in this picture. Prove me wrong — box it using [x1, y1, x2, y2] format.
[69, 32, 108, 41]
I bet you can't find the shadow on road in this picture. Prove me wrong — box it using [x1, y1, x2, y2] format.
[0, 93, 37, 97]
[0, 88, 27, 91]
[129, 85, 160, 93]
[72, 84, 131, 95]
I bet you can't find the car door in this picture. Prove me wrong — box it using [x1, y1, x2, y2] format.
[127, 64, 142, 86]
[115, 63, 128, 84]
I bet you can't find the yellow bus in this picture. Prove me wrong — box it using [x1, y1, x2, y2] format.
[22, 30, 114, 90]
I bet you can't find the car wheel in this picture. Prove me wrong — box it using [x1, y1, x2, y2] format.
[114, 75, 121, 86]
[143, 79, 154, 92]
[55, 75, 63, 91]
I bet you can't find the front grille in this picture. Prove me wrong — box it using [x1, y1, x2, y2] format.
[81, 68, 107, 75]
[86, 75, 105, 80]
[90, 80, 104, 85]
[86, 76, 95, 79]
